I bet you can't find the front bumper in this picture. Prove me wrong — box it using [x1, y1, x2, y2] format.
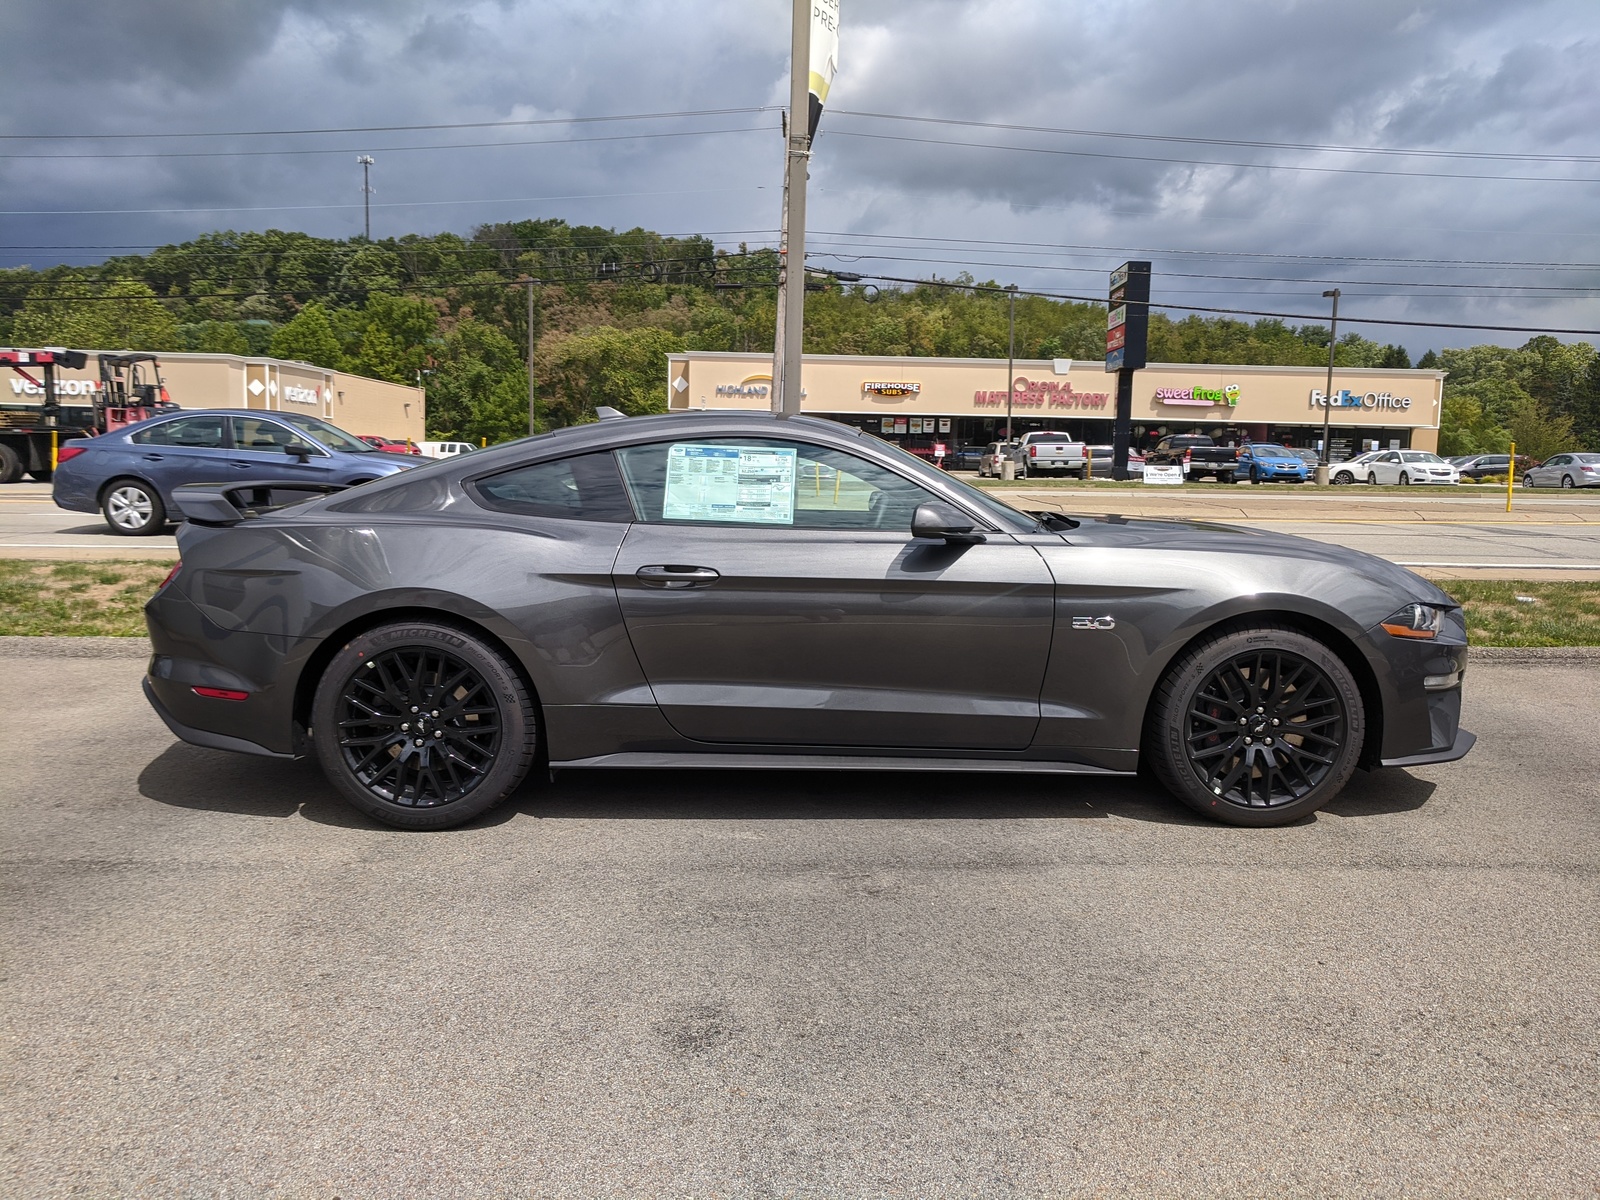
[1381, 726, 1476, 768]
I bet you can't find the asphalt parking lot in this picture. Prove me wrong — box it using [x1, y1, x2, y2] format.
[3, 640, 1596, 1197]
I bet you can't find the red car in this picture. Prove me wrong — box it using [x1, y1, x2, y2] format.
[359, 435, 421, 455]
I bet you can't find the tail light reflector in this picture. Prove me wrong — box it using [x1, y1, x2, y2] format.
[158, 561, 182, 590]
[192, 686, 249, 701]
[1028, 445, 1037, 458]
[56, 445, 88, 464]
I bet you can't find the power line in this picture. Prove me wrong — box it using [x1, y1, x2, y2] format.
[824, 129, 1600, 185]
[2, 125, 770, 161]
[0, 186, 768, 217]
[0, 107, 775, 141]
[829, 109, 1600, 165]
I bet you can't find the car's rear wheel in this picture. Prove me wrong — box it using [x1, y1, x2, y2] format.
[0, 443, 23, 485]
[101, 478, 166, 535]
[1146, 625, 1364, 827]
[311, 621, 538, 830]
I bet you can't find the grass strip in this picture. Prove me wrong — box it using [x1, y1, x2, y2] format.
[1438, 580, 1600, 647]
[0, 562, 1596, 647]
[0, 559, 174, 637]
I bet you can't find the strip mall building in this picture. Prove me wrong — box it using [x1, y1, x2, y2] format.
[667, 352, 1446, 459]
[5, 351, 425, 442]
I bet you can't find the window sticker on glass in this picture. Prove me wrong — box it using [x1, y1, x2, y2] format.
[661, 443, 797, 524]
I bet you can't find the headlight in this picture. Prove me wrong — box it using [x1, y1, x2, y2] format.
[1381, 602, 1447, 639]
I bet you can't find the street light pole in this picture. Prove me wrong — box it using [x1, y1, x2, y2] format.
[524, 277, 539, 435]
[357, 156, 374, 240]
[1005, 284, 1018, 443]
[1317, 288, 1340, 484]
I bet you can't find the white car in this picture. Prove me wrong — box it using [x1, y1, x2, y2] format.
[418, 440, 478, 460]
[1366, 450, 1459, 486]
[1328, 450, 1384, 485]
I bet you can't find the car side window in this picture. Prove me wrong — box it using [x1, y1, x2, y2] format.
[232, 417, 319, 454]
[1547, 455, 1569, 466]
[131, 414, 224, 448]
[470, 452, 635, 523]
[615, 438, 939, 531]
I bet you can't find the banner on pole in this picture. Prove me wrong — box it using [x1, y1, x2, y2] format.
[808, 0, 840, 141]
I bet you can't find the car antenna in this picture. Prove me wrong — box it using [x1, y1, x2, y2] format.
[595, 406, 627, 421]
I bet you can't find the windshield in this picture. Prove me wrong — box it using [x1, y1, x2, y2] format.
[1401, 451, 1443, 463]
[1248, 444, 1294, 456]
[865, 433, 1038, 532]
[276, 412, 376, 453]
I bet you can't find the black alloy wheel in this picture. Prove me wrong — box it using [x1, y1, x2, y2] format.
[311, 622, 537, 829]
[1147, 626, 1364, 826]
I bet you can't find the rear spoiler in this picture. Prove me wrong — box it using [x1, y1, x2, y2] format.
[171, 480, 348, 527]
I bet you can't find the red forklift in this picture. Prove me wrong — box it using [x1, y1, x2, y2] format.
[0, 349, 176, 483]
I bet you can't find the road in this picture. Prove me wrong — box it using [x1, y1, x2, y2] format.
[2, 640, 1596, 1197]
[5, 480, 1600, 578]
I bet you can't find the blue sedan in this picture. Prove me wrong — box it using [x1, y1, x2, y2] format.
[1237, 443, 1311, 484]
[53, 408, 420, 535]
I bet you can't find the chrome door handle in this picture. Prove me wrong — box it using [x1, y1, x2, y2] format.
[636, 564, 720, 589]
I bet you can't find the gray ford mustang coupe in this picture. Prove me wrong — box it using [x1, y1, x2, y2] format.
[143, 412, 1473, 830]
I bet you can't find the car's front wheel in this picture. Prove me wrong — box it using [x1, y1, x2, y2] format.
[1522, 474, 1535, 488]
[1333, 470, 1353, 485]
[1145, 625, 1365, 826]
[311, 621, 538, 830]
[1399, 472, 1410, 486]
[1562, 475, 1575, 489]
[101, 479, 166, 535]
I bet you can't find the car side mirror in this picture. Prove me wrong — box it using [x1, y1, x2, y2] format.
[284, 442, 312, 462]
[911, 502, 985, 545]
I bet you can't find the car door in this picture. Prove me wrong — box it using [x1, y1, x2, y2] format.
[126, 413, 232, 500]
[609, 435, 1055, 750]
[1369, 451, 1401, 484]
[226, 415, 341, 485]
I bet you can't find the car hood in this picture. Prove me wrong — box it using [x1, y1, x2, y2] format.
[1057, 514, 1454, 607]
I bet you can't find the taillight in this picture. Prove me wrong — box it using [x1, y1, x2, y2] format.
[57, 445, 88, 464]
[1184, 448, 1192, 462]
[192, 687, 249, 701]
[157, 561, 182, 590]
[1028, 445, 1038, 458]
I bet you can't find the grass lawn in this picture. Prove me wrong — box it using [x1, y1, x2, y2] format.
[0, 561, 1595, 647]
[1440, 580, 1600, 647]
[0, 559, 174, 637]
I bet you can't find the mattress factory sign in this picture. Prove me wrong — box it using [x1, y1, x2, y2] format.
[973, 377, 1110, 410]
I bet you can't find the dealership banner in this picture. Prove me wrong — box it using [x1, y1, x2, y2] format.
[808, 0, 840, 141]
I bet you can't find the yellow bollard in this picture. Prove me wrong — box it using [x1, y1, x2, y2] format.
[1506, 441, 1515, 513]
[50, 429, 58, 470]
[834, 468, 841, 504]
[481, 437, 486, 447]
[813, 461, 821, 497]
[1085, 445, 1092, 480]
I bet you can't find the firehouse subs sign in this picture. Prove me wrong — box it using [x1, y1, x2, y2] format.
[863, 381, 921, 397]
[973, 377, 1110, 410]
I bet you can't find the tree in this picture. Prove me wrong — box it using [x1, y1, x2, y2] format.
[1377, 344, 1411, 369]
[1416, 350, 1440, 370]
[269, 302, 344, 368]
[187, 320, 251, 355]
[536, 326, 683, 427]
[12, 278, 179, 350]
[1504, 397, 1575, 463]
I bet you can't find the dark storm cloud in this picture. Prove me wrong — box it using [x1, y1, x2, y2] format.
[1, 0, 1597, 348]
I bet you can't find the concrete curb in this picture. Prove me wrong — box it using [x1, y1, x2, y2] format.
[3, 635, 1595, 664]
[0, 635, 151, 658]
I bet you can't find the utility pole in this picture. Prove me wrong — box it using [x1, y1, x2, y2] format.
[1005, 284, 1018, 443]
[524, 277, 539, 435]
[357, 155, 374, 240]
[776, 0, 811, 418]
[1317, 288, 1340, 484]
[770, 112, 789, 416]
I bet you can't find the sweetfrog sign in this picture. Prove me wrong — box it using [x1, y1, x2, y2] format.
[1154, 383, 1241, 408]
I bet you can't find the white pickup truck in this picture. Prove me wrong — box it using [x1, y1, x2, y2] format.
[1016, 430, 1089, 479]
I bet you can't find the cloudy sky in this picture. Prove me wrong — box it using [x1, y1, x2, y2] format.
[4, 0, 1598, 353]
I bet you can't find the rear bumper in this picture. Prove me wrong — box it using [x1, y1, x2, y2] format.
[143, 676, 298, 760]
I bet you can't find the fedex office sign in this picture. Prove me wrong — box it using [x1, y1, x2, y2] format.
[1310, 388, 1412, 411]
